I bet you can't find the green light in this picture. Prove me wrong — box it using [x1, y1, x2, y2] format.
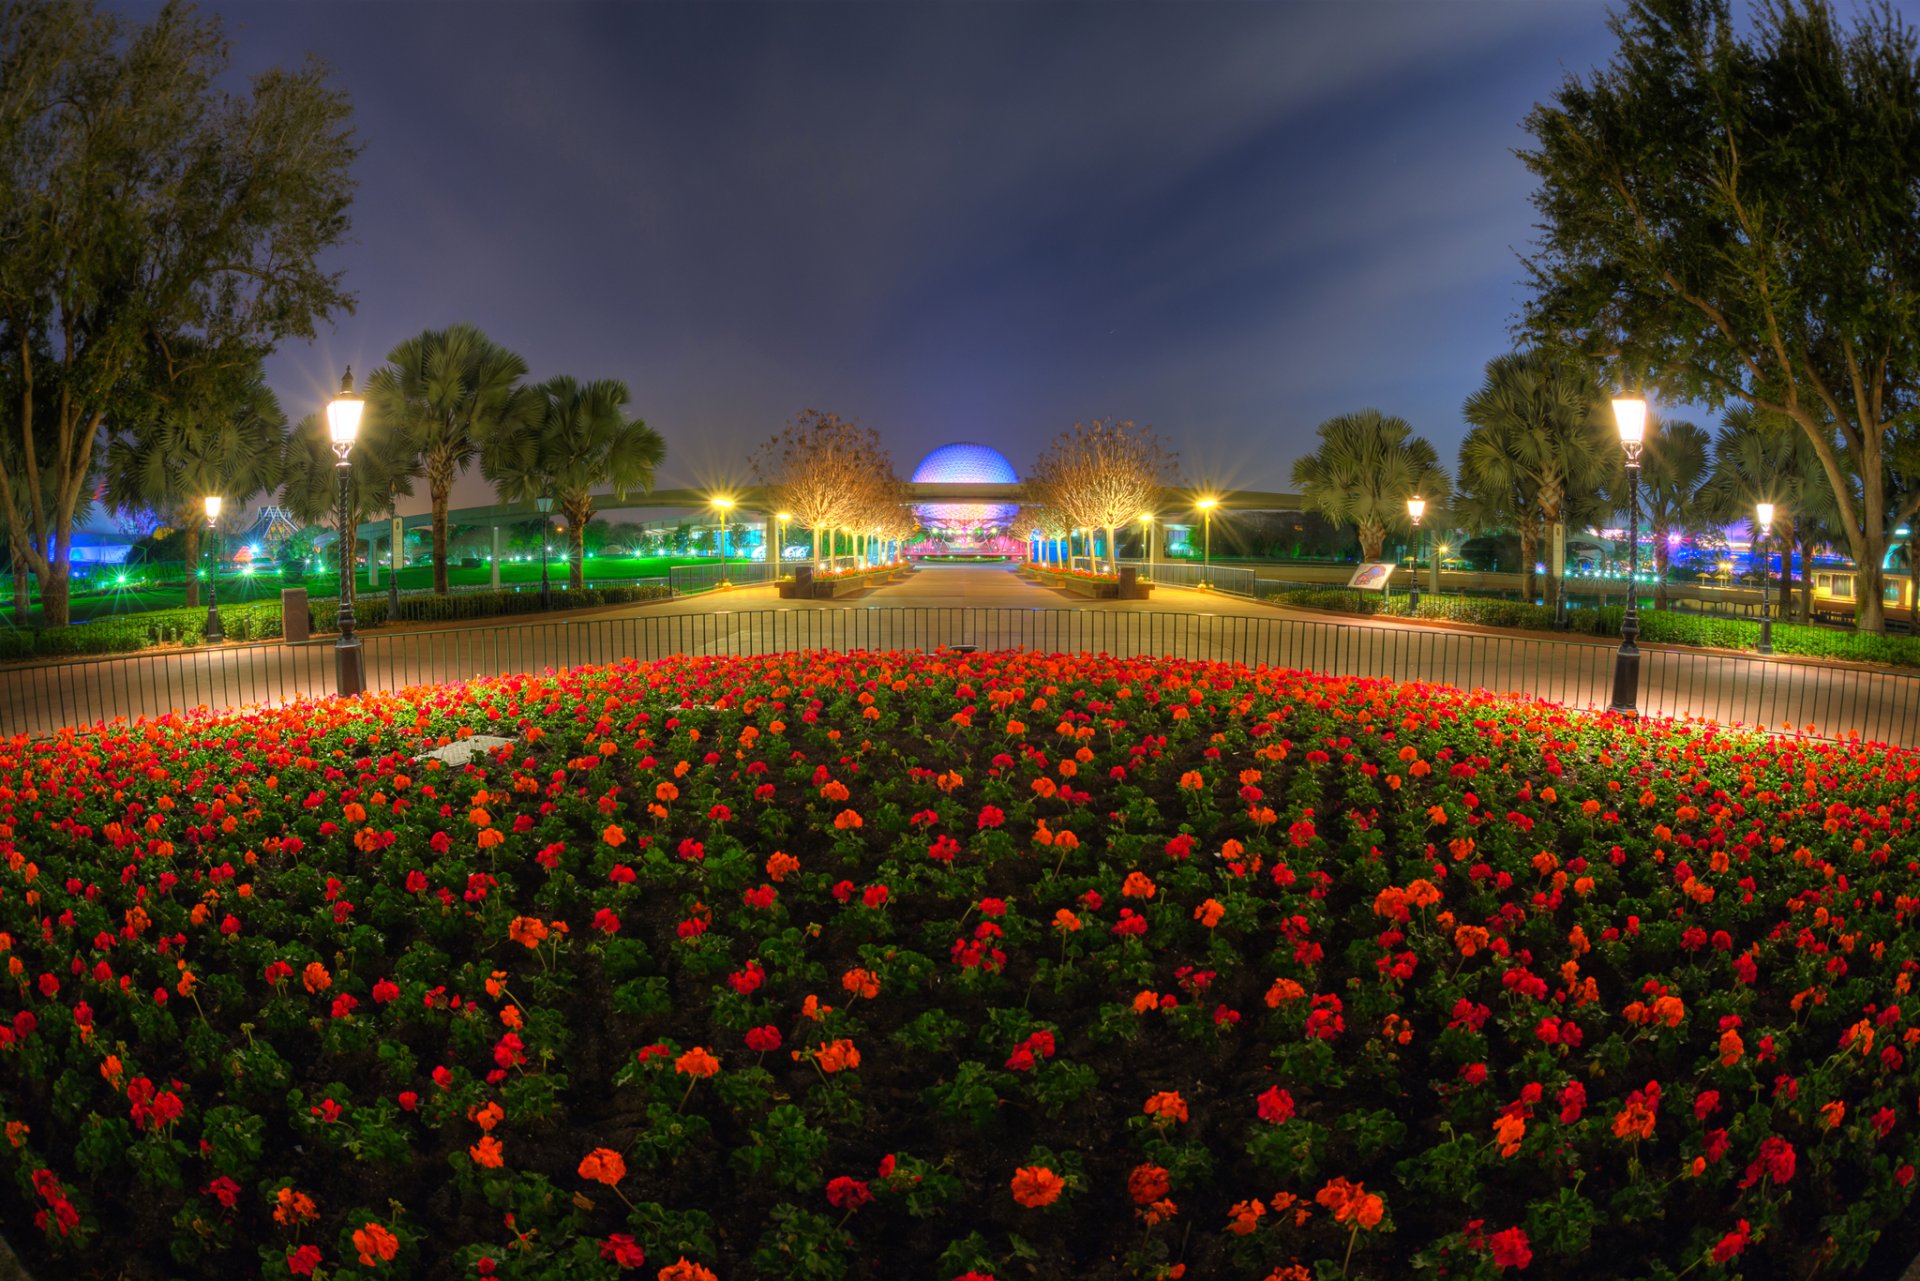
[115, 575, 126, 586]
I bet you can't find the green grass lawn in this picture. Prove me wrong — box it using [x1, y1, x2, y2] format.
[0, 555, 719, 626]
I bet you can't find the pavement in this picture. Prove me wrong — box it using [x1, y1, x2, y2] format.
[4, 562, 1918, 746]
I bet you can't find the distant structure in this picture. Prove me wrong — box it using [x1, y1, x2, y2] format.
[910, 442, 1019, 542]
[244, 506, 302, 556]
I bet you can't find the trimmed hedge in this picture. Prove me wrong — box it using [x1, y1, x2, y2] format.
[1265, 588, 1622, 637]
[0, 584, 673, 664]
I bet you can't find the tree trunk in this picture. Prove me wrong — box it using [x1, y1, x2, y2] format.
[1519, 525, 1538, 605]
[9, 541, 25, 623]
[182, 522, 202, 609]
[432, 488, 451, 595]
[1798, 535, 1814, 623]
[1358, 521, 1384, 562]
[566, 497, 592, 590]
[1105, 525, 1118, 574]
[41, 547, 69, 629]
[1652, 534, 1670, 611]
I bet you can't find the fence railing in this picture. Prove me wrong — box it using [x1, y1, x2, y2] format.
[667, 562, 781, 594]
[6, 606, 1920, 747]
[1119, 560, 1260, 596]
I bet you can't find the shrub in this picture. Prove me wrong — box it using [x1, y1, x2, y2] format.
[2, 653, 1917, 1278]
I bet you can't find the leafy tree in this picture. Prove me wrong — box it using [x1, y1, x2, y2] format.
[0, 0, 357, 625]
[367, 325, 531, 595]
[1028, 420, 1176, 573]
[1637, 419, 1711, 610]
[1699, 407, 1851, 622]
[1449, 473, 1540, 598]
[103, 366, 287, 608]
[279, 414, 418, 590]
[1521, 0, 1920, 631]
[1460, 351, 1611, 616]
[754, 411, 892, 562]
[478, 377, 665, 590]
[1291, 410, 1450, 562]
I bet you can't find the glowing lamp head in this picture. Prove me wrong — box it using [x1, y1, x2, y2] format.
[1137, 512, 1153, 524]
[1406, 495, 1426, 522]
[326, 368, 364, 452]
[776, 511, 791, 521]
[1196, 497, 1218, 511]
[1612, 396, 1648, 447]
[711, 496, 735, 511]
[203, 494, 223, 522]
[1756, 501, 1775, 528]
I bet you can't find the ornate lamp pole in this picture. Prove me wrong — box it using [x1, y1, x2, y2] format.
[536, 495, 553, 609]
[1406, 495, 1426, 612]
[1756, 501, 1775, 656]
[1609, 396, 1647, 715]
[327, 370, 366, 698]
[1138, 512, 1154, 569]
[1196, 497, 1218, 588]
[203, 494, 224, 643]
[712, 496, 735, 586]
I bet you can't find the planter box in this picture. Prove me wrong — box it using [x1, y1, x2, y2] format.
[1033, 572, 1119, 599]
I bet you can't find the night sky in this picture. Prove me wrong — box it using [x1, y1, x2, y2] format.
[154, 0, 1619, 515]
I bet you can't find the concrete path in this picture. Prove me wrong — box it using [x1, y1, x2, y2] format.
[4, 562, 1918, 746]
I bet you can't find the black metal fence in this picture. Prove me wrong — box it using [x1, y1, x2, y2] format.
[5, 606, 1920, 747]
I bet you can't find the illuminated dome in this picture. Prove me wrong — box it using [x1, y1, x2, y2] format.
[910, 442, 1020, 536]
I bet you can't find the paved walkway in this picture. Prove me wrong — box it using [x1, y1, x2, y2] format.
[4, 563, 1917, 746]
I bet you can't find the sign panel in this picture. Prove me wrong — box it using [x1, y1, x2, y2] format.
[1348, 562, 1396, 592]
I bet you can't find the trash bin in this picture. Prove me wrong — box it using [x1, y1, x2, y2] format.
[282, 587, 310, 643]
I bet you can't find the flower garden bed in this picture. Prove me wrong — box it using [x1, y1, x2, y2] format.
[2, 652, 1920, 1279]
[1022, 568, 1120, 599]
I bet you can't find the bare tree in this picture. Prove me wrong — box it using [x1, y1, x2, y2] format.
[1028, 419, 1178, 572]
[752, 410, 895, 562]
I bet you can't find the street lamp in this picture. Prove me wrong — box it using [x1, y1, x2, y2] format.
[1196, 498, 1218, 588]
[775, 511, 790, 571]
[203, 494, 224, 644]
[712, 496, 735, 586]
[326, 369, 365, 697]
[536, 495, 554, 609]
[1406, 495, 1426, 612]
[1138, 512, 1154, 570]
[1609, 395, 1647, 715]
[1756, 501, 1775, 655]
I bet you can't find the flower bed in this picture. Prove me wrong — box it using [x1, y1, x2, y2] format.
[2, 653, 1920, 1279]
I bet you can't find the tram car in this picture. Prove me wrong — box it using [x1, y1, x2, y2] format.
[1810, 568, 1916, 625]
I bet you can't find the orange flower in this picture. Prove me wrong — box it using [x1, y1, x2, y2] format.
[675, 1047, 721, 1078]
[1193, 898, 1226, 928]
[3, 1121, 26, 1149]
[819, 780, 850, 801]
[603, 825, 627, 847]
[1718, 1028, 1744, 1066]
[470, 1101, 504, 1132]
[766, 852, 800, 881]
[841, 967, 880, 999]
[508, 916, 550, 948]
[302, 961, 332, 994]
[1178, 771, 1205, 790]
[1493, 1113, 1526, 1158]
[469, 1135, 504, 1168]
[1226, 1198, 1266, 1235]
[1141, 1090, 1188, 1125]
[579, 1147, 628, 1186]
[1132, 989, 1162, 1014]
[833, 809, 864, 830]
[1121, 871, 1157, 899]
[476, 827, 506, 849]
[1822, 1100, 1847, 1130]
[654, 782, 679, 803]
[1127, 1162, 1171, 1204]
[815, 1039, 861, 1073]
[1053, 908, 1082, 932]
[352, 1221, 400, 1266]
[1010, 1165, 1065, 1208]
[656, 1259, 719, 1281]
[273, 1187, 318, 1227]
[1314, 1177, 1383, 1229]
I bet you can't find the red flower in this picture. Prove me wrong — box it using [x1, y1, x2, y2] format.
[1256, 1086, 1295, 1123]
[744, 1025, 782, 1052]
[287, 1244, 323, 1277]
[1710, 1220, 1750, 1263]
[600, 1234, 645, 1268]
[1489, 1226, 1531, 1269]
[826, 1176, 873, 1211]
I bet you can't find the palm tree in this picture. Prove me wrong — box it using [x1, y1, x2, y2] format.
[368, 325, 532, 595]
[1699, 407, 1848, 623]
[103, 368, 288, 609]
[1450, 461, 1541, 600]
[279, 413, 420, 593]
[1460, 350, 1612, 615]
[479, 377, 665, 590]
[1637, 420, 1712, 610]
[1290, 410, 1451, 561]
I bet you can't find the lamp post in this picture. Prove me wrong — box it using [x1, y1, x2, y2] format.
[1609, 396, 1647, 715]
[535, 495, 553, 608]
[712, 496, 735, 586]
[203, 494, 224, 644]
[1196, 497, 1218, 588]
[1406, 495, 1426, 612]
[1138, 512, 1154, 571]
[327, 369, 365, 698]
[1756, 501, 1775, 656]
